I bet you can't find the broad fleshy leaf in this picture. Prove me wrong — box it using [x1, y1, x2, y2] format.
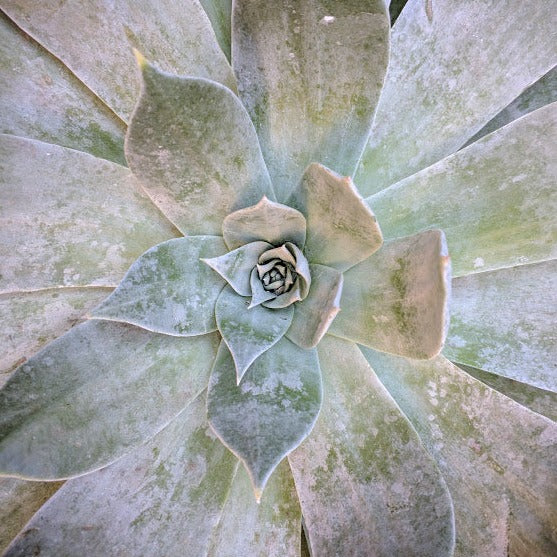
[287, 264, 343, 349]
[0, 321, 219, 479]
[366, 103, 557, 276]
[199, 0, 232, 62]
[1, 0, 236, 121]
[0, 288, 111, 387]
[233, 0, 390, 201]
[215, 286, 294, 383]
[364, 349, 557, 557]
[355, 0, 557, 195]
[443, 260, 557, 392]
[330, 230, 451, 359]
[125, 61, 274, 235]
[92, 237, 227, 336]
[289, 336, 455, 557]
[289, 163, 383, 271]
[207, 339, 322, 498]
[0, 135, 179, 292]
[222, 196, 306, 250]
[203, 241, 272, 296]
[0, 14, 125, 164]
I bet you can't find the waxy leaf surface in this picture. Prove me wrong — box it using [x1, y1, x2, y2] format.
[0, 135, 178, 293]
[199, 0, 232, 62]
[215, 285, 294, 383]
[125, 64, 274, 235]
[356, 0, 557, 195]
[289, 336, 454, 557]
[366, 103, 557, 276]
[233, 0, 390, 201]
[331, 230, 450, 359]
[207, 339, 322, 497]
[92, 237, 227, 336]
[0, 321, 219, 479]
[364, 349, 557, 557]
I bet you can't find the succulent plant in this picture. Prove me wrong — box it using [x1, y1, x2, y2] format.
[1, 1, 556, 556]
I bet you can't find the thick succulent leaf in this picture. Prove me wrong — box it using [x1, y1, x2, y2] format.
[233, 0, 390, 202]
[330, 230, 451, 359]
[0, 14, 125, 164]
[0, 135, 179, 292]
[249, 268, 277, 308]
[0, 478, 63, 553]
[366, 103, 557, 276]
[454, 362, 557, 423]
[125, 62, 274, 235]
[199, 0, 232, 62]
[355, 0, 557, 195]
[444, 260, 557, 392]
[215, 286, 294, 383]
[207, 339, 322, 498]
[0, 288, 111, 387]
[92, 237, 227, 336]
[1, 0, 236, 121]
[289, 163, 383, 271]
[222, 196, 306, 251]
[203, 241, 272, 296]
[287, 264, 343, 349]
[289, 336, 455, 557]
[3, 395, 301, 556]
[0, 320, 219, 479]
[463, 65, 557, 148]
[364, 349, 557, 557]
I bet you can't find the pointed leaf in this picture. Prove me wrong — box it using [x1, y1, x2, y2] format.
[287, 264, 343, 349]
[203, 241, 272, 296]
[223, 196, 306, 250]
[443, 260, 557, 392]
[249, 268, 277, 308]
[0, 15, 125, 164]
[207, 339, 322, 497]
[330, 230, 451, 359]
[289, 336, 455, 557]
[125, 64, 274, 235]
[92, 237, 227, 336]
[289, 163, 383, 271]
[0, 288, 111, 386]
[199, 0, 232, 62]
[215, 286, 294, 382]
[355, 0, 557, 195]
[1, 0, 236, 121]
[233, 0, 390, 201]
[363, 349, 557, 557]
[366, 103, 557, 276]
[0, 321, 219, 479]
[0, 135, 179, 293]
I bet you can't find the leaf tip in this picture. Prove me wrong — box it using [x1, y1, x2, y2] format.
[132, 48, 148, 70]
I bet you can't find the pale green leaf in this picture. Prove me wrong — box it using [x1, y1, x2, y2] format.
[92, 237, 227, 336]
[0, 477, 63, 553]
[0, 135, 179, 292]
[0, 14, 125, 164]
[366, 103, 557, 276]
[443, 260, 557, 392]
[364, 349, 557, 557]
[222, 196, 306, 251]
[215, 286, 294, 383]
[1, 0, 236, 121]
[233, 0, 390, 201]
[207, 339, 322, 498]
[289, 336, 454, 557]
[125, 63, 274, 235]
[289, 163, 383, 271]
[0, 321, 219, 479]
[454, 362, 557, 423]
[199, 0, 232, 62]
[330, 230, 451, 359]
[0, 288, 111, 387]
[287, 264, 343, 349]
[203, 241, 272, 297]
[355, 0, 557, 195]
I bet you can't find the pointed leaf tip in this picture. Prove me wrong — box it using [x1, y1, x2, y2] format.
[132, 48, 148, 70]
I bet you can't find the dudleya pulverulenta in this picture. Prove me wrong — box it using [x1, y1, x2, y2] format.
[0, 1, 556, 556]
